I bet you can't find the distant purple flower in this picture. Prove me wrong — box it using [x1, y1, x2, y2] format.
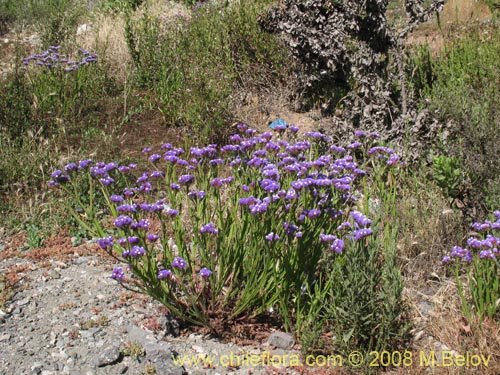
[114, 215, 134, 228]
[355, 130, 366, 137]
[167, 209, 179, 217]
[320, 234, 337, 242]
[110, 267, 124, 281]
[304, 131, 325, 139]
[110, 195, 124, 203]
[178, 174, 195, 185]
[330, 145, 346, 153]
[142, 147, 153, 154]
[78, 159, 93, 169]
[306, 209, 322, 218]
[158, 269, 172, 279]
[330, 239, 344, 253]
[170, 183, 180, 190]
[250, 201, 268, 214]
[130, 246, 146, 257]
[296, 231, 303, 238]
[471, 222, 490, 231]
[289, 125, 299, 133]
[260, 179, 280, 193]
[265, 232, 280, 241]
[64, 162, 77, 172]
[99, 176, 114, 186]
[200, 223, 218, 235]
[451, 246, 467, 258]
[172, 257, 187, 270]
[98, 236, 114, 249]
[200, 267, 212, 278]
[480, 250, 495, 259]
[132, 219, 150, 230]
[350, 210, 372, 227]
[127, 236, 140, 245]
[123, 187, 136, 197]
[369, 131, 380, 138]
[347, 141, 362, 149]
[149, 154, 161, 163]
[352, 228, 373, 241]
[146, 233, 160, 242]
[442, 255, 452, 264]
[116, 204, 137, 213]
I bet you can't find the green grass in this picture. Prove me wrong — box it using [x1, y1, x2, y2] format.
[125, 0, 289, 142]
[408, 24, 500, 213]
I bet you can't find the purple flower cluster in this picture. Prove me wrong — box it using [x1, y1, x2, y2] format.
[443, 214, 500, 264]
[23, 46, 97, 72]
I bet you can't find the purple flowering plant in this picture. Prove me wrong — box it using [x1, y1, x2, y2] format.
[442, 212, 500, 320]
[21, 45, 102, 121]
[49, 125, 405, 332]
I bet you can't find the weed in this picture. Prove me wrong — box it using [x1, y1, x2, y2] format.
[121, 341, 145, 361]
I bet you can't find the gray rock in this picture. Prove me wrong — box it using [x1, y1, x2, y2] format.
[268, 332, 295, 349]
[94, 344, 122, 367]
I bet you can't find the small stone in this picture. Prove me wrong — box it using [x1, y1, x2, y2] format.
[17, 297, 30, 306]
[0, 333, 11, 342]
[94, 344, 122, 367]
[268, 332, 295, 349]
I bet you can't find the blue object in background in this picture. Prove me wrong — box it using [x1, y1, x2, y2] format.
[269, 118, 289, 130]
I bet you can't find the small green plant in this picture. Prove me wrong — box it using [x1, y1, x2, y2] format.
[25, 223, 45, 249]
[430, 154, 465, 200]
[80, 314, 109, 330]
[121, 341, 145, 361]
[141, 364, 157, 375]
[443, 212, 500, 321]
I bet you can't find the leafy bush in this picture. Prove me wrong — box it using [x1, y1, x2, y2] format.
[124, 0, 288, 141]
[49, 126, 408, 354]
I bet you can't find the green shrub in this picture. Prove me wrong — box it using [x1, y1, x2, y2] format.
[408, 26, 500, 213]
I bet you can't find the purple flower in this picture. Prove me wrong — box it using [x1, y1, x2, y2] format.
[451, 246, 467, 258]
[260, 179, 280, 193]
[149, 153, 161, 163]
[306, 209, 322, 218]
[355, 130, 366, 137]
[442, 255, 452, 264]
[132, 219, 150, 230]
[352, 228, 373, 241]
[200, 267, 212, 278]
[172, 257, 187, 270]
[64, 162, 77, 172]
[330, 239, 345, 253]
[100, 176, 115, 186]
[130, 246, 146, 257]
[98, 236, 114, 249]
[347, 141, 362, 149]
[110, 267, 124, 281]
[167, 209, 179, 217]
[146, 233, 160, 242]
[116, 204, 137, 213]
[265, 232, 280, 241]
[78, 159, 93, 169]
[127, 236, 140, 245]
[200, 223, 218, 235]
[178, 174, 195, 185]
[249, 201, 268, 214]
[110, 195, 124, 203]
[350, 210, 372, 227]
[158, 269, 172, 279]
[320, 234, 337, 242]
[142, 147, 153, 154]
[114, 215, 134, 228]
[170, 183, 180, 190]
[480, 250, 495, 259]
